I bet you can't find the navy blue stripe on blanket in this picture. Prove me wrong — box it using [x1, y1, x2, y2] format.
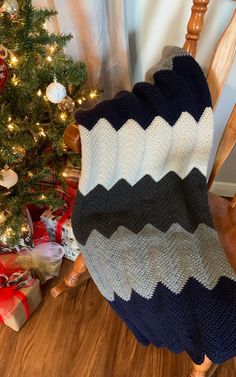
[75, 55, 211, 131]
[110, 276, 236, 365]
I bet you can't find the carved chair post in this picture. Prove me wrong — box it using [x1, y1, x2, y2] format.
[183, 0, 210, 57]
[208, 104, 236, 190]
[185, 2, 215, 376]
[207, 10, 236, 108]
[63, 123, 81, 154]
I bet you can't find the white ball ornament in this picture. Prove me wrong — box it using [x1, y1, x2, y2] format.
[0, 165, 18, 189]
[1, 0, 19, 14]
[46, 82, 67, 104]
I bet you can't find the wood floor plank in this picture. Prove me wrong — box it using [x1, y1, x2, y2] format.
[0, 260, 235, 377]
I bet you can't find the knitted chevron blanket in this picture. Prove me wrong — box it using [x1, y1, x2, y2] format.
[72, 46, 236, 365]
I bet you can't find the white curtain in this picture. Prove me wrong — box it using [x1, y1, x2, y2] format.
[34, 0, 132, 98]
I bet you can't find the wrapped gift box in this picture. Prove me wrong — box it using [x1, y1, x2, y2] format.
[40, 208, 81, 261]
[1, 279, 42, 332]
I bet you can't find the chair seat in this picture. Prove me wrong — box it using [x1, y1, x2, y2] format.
[209, 192, 236, 272]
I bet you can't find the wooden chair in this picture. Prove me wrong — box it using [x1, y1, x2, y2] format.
[51, 1, 236, 376]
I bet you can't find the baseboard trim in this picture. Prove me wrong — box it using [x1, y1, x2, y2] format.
[211, 181, 236, 198]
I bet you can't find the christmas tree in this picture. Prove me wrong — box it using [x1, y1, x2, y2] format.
[0, 0, 99, 246]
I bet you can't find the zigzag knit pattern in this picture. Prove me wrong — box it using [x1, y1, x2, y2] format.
[72, 46, 236, 365]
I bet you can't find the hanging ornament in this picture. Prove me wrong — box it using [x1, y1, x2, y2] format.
[12, 145, 26, 162]
[0, 165, 18, 189]
[46, 78, 66, 104]
[58, 96, 75, 113]
[1, 0, 19, 14]
[0, 56, 7, 90]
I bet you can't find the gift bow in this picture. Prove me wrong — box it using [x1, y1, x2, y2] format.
[0, 268, 35, 289]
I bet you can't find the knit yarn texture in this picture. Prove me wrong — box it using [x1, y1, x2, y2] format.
[72, 46, 236, 365]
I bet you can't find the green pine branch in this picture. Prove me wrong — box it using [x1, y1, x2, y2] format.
[0, 0, 98, 247]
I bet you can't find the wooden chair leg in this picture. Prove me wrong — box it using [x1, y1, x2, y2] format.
[188, 355, 219, 377]
[51, 254, 90, 298]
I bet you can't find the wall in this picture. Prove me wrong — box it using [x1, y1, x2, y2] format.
[125, 0, 236, 189]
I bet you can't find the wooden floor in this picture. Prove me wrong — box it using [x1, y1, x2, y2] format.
[0, 260, 235, 377]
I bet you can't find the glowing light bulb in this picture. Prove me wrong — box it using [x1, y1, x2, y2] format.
[39, 128, 46, 137]
[7, 123, 14, 131]
[89, 91, 97, 99]
[60, 112, 67, 121]
[46, 56, 52, 62]
[62, 171, 68, 177]
[28, 171, 33, 177]
[5, 227, 14, 236]
[37, 89, 42, 96]
[77, 98, 82, 105]
[21, 225, 28, 232]
[11, 75, 20, 86]
[8, 117, 12, 122]
[43, 95, 48, 101]
[50, 46, 55, 53]
[40, 194, 46, 200]
[11, 56, 18, 65]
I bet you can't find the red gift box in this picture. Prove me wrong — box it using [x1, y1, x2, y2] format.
[0, 279, 41, 331]
[0, 256, 42, 331]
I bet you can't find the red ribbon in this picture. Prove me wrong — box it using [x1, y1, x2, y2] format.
[14, 290, 30, 320]
[0, 289, 30, 323]
[54, 187, 76, 244]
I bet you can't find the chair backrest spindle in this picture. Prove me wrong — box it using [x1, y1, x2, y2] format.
[208, 104, 236, 190]
[183, 0, 210, 57]
[207, 10, 236, 108]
